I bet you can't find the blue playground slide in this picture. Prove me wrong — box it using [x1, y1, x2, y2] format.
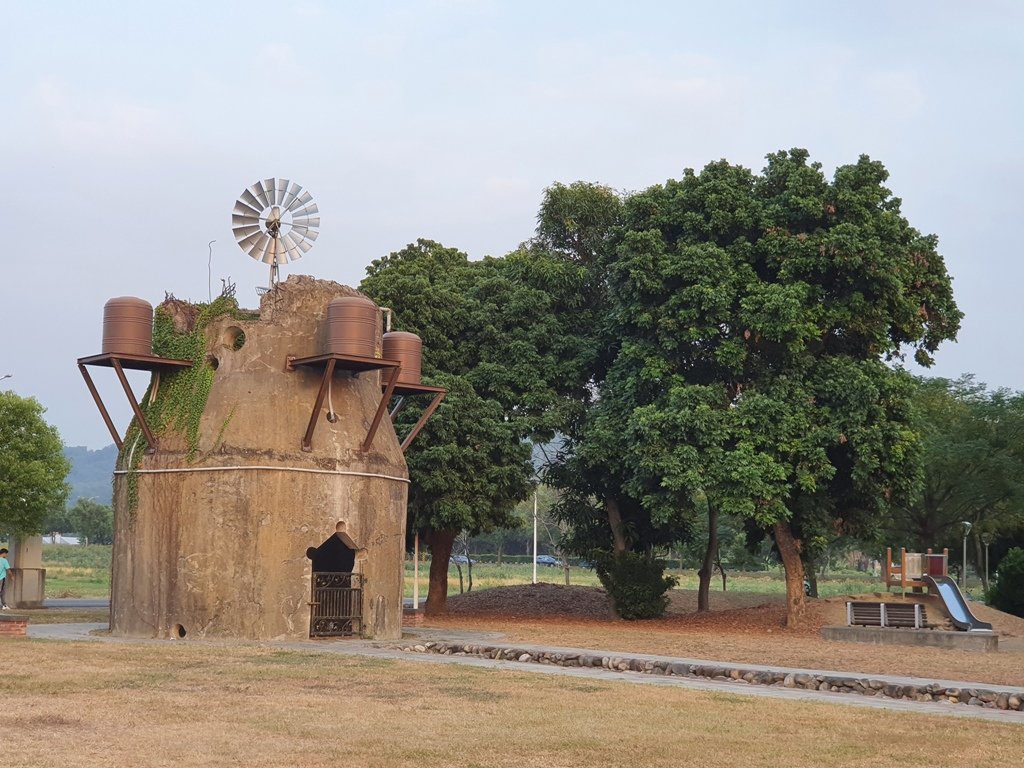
[922, 575, 994, 632]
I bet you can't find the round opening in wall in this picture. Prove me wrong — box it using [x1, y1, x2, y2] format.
[173, 624, 187, 639]
[207, 355, 220, 370]
[223, 326, 246, 351]
[325, 411, 338, 423]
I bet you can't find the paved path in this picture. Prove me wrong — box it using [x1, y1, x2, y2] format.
[26, 622, 1024, 724]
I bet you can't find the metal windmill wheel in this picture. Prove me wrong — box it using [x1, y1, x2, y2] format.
[232, 178, 319, 289]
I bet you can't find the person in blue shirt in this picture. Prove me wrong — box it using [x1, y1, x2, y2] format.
[0, 548, 10, 609]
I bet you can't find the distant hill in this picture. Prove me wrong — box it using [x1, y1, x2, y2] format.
[64, 444, 118, 506]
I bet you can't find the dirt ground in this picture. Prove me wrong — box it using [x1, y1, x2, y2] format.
[408, 583, 1024, 687]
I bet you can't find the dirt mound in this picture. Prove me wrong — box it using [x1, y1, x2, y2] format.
[446, 582, 613, 618]
[443, 583, 1024, 640]
[444, 583, 830, 635]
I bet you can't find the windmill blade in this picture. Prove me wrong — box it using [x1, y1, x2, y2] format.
[290, 202, 319, 219]
[291, 226, 319, 242]
[250, 181, 271, 209]
[279, 232, 300, 261]
[239, 189, 263, 212]
[281, 181, 302, 209]
[234, 199, 261, 219]
[246, 233, 271, 261]
[272, 178, 288, 206]
[232, 224, 261, 241]
[232, 213, 261, 228]
[277, 178, 292, 207]
[262, 236, 280, 264]
[246, 234, 269, 261]
[286, 191, 313, 212]
[292, 216, 321, 230]
[237, 231, 263, 251]
[296, 238, 314, 254]
[264, 178, 278, 205]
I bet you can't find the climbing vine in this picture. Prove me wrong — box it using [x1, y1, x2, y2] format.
[120, 294, 243, 511]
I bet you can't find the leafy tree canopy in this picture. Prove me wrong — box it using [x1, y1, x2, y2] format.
[360, 239, 576, 611]
[0, 392, 70, 535]
[45, 497, 113, 544]
[887, 376, 1024, 563]
[549, 150, 961, 623]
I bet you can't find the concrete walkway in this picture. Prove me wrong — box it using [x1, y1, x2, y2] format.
[26, 622, 1024, 724]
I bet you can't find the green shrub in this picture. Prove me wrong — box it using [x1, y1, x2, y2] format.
[595, 551, 678, 620]
[988, 547, 1024, 618]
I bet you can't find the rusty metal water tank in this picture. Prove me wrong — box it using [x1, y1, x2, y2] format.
[102, 297, 153, 356]
[326, 296, 378, 357]
[382, 331, 422, 386]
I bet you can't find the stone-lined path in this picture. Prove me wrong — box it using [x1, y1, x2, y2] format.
[28, 623, 1024, 724]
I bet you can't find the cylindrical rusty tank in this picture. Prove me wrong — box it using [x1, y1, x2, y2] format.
[102, 297, 153, 356]
[383, 331, 422, 386]
[326, 296, 378, 357]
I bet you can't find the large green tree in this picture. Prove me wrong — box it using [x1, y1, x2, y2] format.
[552, 150, 961, 625]
[44, 496, 113, 544]
[887, 376, 1024, 587]
[360, 239, 569, 613]
[0, 392, 70, 535]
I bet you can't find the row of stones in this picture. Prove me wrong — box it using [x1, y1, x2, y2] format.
[398, 641, 1024, 712]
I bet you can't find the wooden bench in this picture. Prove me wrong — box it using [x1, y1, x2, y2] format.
[847, 601, 927, 629]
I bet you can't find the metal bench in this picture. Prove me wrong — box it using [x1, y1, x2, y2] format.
[847, 601, 927, 629]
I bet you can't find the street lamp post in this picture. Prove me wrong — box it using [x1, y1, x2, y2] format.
[532, 490, 538, 585]
[960, 521, 973, 589]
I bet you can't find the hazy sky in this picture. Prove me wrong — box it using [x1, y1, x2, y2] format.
[3, 1, 1022, 448]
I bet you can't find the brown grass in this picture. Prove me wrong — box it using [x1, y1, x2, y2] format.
[425, 585, 1024, 687]
[1, 639, 1021, 768]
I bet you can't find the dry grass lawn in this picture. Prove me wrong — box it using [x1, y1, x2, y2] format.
[428, 584, 1024, 687]
[1, 638, 1021, 768]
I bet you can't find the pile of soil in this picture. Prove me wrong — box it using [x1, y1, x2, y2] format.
[442, 582, 1024, 639]
[446, 582, 613, 619]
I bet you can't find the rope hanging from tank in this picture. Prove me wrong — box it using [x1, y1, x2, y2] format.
[113, 465, 410, 483]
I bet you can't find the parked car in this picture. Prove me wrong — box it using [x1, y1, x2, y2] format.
[535, 555, 561, 567]
[451, 555, 476, 565]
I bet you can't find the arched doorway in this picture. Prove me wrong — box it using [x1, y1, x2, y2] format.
[307, 533, 362, 638]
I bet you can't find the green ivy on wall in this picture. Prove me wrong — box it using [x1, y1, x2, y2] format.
[120, 295, 242, 511]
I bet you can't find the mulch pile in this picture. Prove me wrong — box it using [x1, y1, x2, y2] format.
[442, 582, 829, 636]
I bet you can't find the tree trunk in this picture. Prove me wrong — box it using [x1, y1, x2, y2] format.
[773, 520, 806, 627]
[424, 529, 456, 615]
[697, 501, 719, 612]
[605, 497, 627, 553]
[804, 557, 819, 598]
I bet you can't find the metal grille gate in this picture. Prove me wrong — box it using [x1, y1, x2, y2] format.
[309, 572, 363, 637]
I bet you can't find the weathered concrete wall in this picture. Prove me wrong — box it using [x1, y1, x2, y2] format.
[111, 276, 408, 641]
[8, 535, 46, 608]
[820, 625, 999, 652]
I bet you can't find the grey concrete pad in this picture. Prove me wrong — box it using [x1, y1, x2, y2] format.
[823, 624, 999, 652]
